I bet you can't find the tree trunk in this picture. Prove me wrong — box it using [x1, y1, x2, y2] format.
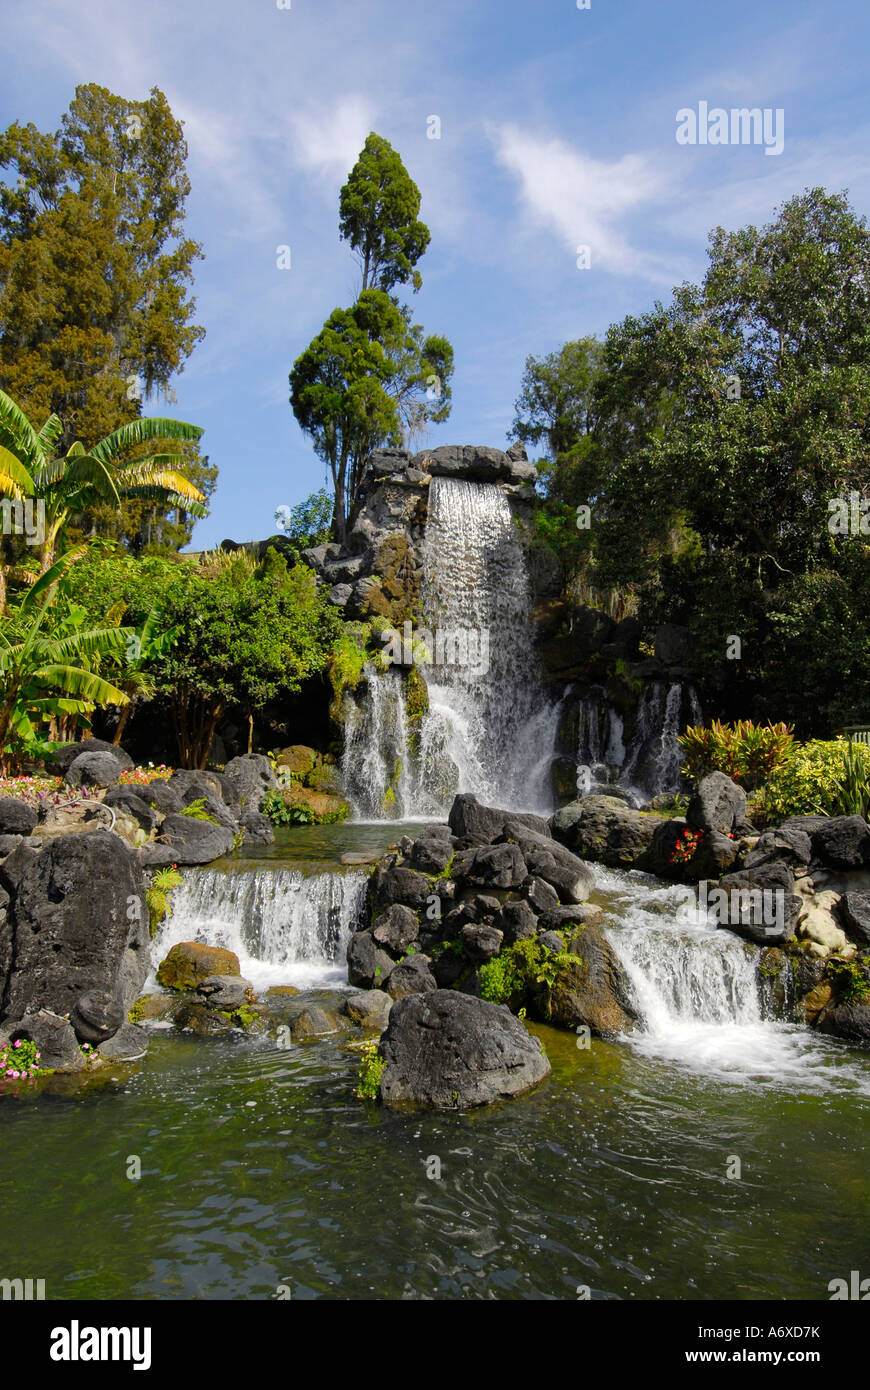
[113, 702, 132, 746]
[247, 713, 253, 754]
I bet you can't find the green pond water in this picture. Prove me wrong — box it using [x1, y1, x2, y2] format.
[1, 823, 868, 1301]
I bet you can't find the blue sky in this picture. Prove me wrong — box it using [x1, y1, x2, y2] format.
[4, 0, 870, 548]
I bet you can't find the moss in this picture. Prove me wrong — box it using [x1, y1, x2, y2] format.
[405, 663, 429, 721]
[355, 1038, 385, 1100]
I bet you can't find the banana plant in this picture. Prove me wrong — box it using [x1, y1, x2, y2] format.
[0, 548, 131, 771]
[0, 388, 206, 604]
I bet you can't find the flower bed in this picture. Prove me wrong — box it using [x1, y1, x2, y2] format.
[0, 764, 174, 809]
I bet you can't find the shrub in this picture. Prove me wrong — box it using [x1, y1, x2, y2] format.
[478, 936, 582, 1015]
[756, 738, 870, 823]
[145, 865, 184, 937]
[354, 1039, 385, 1100]
[679, 719, 795, 790]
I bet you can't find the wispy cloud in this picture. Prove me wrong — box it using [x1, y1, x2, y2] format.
[490, 123, 676, 279]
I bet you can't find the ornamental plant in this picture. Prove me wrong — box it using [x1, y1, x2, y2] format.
[669, 829, 704, 865]
[0, 1038, 44, 1081]
[678, 720, 795, 790]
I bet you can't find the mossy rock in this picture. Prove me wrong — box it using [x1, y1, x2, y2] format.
[129, 992, 177, 1024]
[157, 942, 241, 991]
[405, 664, 429, 721]
[306, 763, 342, 794]
[275, 784, 351, 824]
[275, 744, 319, 778]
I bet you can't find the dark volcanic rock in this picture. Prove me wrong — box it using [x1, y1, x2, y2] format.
[240, 809, 274, 845]
[69, 989, 126, 1044]
[686, 772, 753, 836]
[452, 843, 527, 890]
[103, 788, 161, 833]
[222, 753, 276, 813]
[493, 899, 539, 944]
[551, 796, 656, 867]
[840, 891, 870, 943]
[0, 1009, 86, 1072]
[0, 799, 36, 836]
[346, 931, 396, 990]
[379, 990, 551, 1109]
[64, 751, 122, 789]
[745, 827, 812, 870]
[3, 830, 150, 1023]
[386, 953, 437, 1000]
[810, 817, 870, 871]
[50, 739, 134, 774]
[369, 864, 433, 913]
[136, 780, 183, 815]
[544, 924, 637, 1037]
[460, 923, 504, 963]
[372, 904, 420, 954]
[139, 814, 235, 866]
[448, 793, 549, 846]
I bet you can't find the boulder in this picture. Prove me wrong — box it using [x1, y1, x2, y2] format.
[810, 817, 870, 871]
[452, 843, 527, 890]
[0, 1009, 86, 1072]
[460, 923, 504, 963]
[4, 830, 150, 1022]
[817, 1000, 870, 1044]
[97, 1023, 149, 1061]
[745, 827, 812, 870]
[194, 974, 255, 1011]
[537, 903, 605, 933]
[346, 931, 396, 990]
[685, 772, 752, 836]
[544, 924, 637, 1036]
[386, 953, 437, 999]
[523, 877, 560, 914]
[291, 1005, 339, 1041]
[551, 797, 656, 867]
[409, 830, 455, 875]
[140, 814, 235, 866]
[275, 745, 318, 778]
[654, 623, 696, 666]
[69, 989, 126, 1044]
[0, 799, 36, 836]
[50, 739, 134, 774]
[448, 793, 549, 846]
[223, 753, 276, 813]
[369, 864, 436, 913]
[520, 853, 593, 905]
[840, 891, 870, 943]
[103, 788, 161, 833]
[642, 819, 738, 880]
[372, 904, 420, 954]
[343, 989, 393, 1031]
[64, 751, 122, 789]
[157, 942, 242, 991]
[0, 838, 40, 895]
[240, 809, 274, 845]
[0, 834, 23, 858]
[493, 899, 538, 945]
[378, 990, 551, 1109]
[137, 780, 183, 815]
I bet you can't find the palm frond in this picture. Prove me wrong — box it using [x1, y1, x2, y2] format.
[89, 417, 203, 463]
[32, 665, 130, 706]
[0, 389, 42, 467]
[0, 443, 35, 497]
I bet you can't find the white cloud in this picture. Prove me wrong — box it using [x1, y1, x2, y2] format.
[490, 123, 674, 278]
[288, 97, 377, 188]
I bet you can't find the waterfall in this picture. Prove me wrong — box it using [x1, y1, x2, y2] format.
[620, 680, 702, 800]
[150, 865, 367, 991]
[596, 865, 870, 1092]
[574, 690, 626, 798]
[342, 476, 560, 817]
[413, 477, 559, 812]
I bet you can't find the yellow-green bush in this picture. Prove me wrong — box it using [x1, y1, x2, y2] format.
[754, 739, 870, 823]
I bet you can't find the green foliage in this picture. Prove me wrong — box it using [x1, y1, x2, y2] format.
[145, 865, 183, 937]
[262, 787, 315, 826]
[178, 797, 219, 823]
[528, 188, 870, 733]
[0, 84, 209, 547]
[679, 720, 795, 789]
[826, 957, 870, 1002]
[339, 132, 431, 294]
[0, 1037, 46, 1081]
[511, 337, 604, 464]
[478, 936, 583, 1015]
[831, 737, 870, 818]
[354, 1038, 385, 1100]
[756, 739, 870, 822]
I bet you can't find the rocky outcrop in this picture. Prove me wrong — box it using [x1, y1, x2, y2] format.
[378, 990, 550, 1109]
[551, 796, 657, 867]
[2, 830, 149, 1025]
[545, 924, 637, 1036]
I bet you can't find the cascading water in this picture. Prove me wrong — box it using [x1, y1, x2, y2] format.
[619, 680, 703, 800]
[596, 864, 870, 1093]
[151, 865, 367, 991]
[342, 476, 561, 817]
[413, 476, 559, 812]
[574, 690, 626, 798]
